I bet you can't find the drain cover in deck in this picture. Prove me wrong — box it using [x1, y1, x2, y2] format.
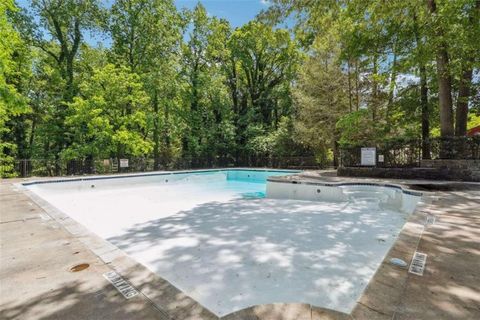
[70, 263, 90, 272]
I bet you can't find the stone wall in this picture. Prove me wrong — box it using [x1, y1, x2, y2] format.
[420, 159, 480, 169]
[338, 160, 480, 182]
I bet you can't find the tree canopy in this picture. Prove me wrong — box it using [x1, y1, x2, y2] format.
[0, 0, 478, 176]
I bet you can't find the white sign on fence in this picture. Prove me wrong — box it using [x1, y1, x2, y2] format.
[361, 147, 376, 166]
[119, 159, 129, 168]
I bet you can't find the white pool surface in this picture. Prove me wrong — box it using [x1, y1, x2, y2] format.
[25, 170, 420, 316]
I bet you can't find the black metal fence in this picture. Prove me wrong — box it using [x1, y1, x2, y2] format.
[2, 155, 323, 178]
[339, 136, 480, 168]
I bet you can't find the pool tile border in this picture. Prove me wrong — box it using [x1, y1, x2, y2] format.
[266, 177, 424, 197]
[20, 168, 301, 186]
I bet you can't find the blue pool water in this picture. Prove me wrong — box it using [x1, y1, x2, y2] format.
[151, 169, 300, 200]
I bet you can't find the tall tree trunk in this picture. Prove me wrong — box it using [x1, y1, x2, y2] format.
[413, 12, 431, 159]
[152, 90, 160, 170]
[371, 55, 379, 121]
[386, 41, 398, 126]
[420, 64, 430, 159]
[333, 140, 339, 169]
[436, 45, 454, 138]
[227, 57, 240, 164]
[11, 116, 28, 159]
[428, 0, 454, 137]
[347, 60, 353, 112]
[65, 56, 75, 102]
[29, 119, 37, 157]
[116, 144, 124, 173]
[355, 59, 360, 111]
[273, 99, 279, 129]
[229, 57, 239, 115]
[454, 0, 479, 136]
[163, 100, 171, 164]
[455, 67, 473, 136]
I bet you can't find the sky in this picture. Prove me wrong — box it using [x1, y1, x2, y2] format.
[175, 0, 270, 28]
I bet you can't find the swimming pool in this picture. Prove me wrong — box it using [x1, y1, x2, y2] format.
[24, 169, 421, 316]
[24, 170, 298, 237]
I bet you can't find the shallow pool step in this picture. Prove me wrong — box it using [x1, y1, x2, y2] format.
[343, 190, 390, 202]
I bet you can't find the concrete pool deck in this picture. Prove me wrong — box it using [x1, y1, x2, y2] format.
[1, 171, 480, 319]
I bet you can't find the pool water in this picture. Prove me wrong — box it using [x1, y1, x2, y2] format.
[25, 169, 420, 316]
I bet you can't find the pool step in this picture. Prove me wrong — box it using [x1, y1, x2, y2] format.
[342, 190, 391, 203]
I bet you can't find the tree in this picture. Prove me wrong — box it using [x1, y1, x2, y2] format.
[3, 0, 478, 177]
[64, 64, 151, 161]
[0, 0, 30, 177]
[180, 4, 236, 164]
[426, 0, 454, 137]
[20, 0, 103, 171]
[110, 0, 183, 169]
[29, 0, 102, 101]
[293, 32, 350, 165]
[453, 0, 480, 136]
[263, 0, 480, 147]
[229, 21, 298, 126]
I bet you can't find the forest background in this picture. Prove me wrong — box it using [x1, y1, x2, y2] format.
[1, 0, 479, 176]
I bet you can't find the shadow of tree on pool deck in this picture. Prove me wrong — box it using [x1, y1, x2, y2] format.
[389, 189, 480, 319]
[106, 198, 409, 316]
[0, 276, 172, 320]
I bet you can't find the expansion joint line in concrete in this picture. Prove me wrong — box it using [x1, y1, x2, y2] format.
[0, 216, 40, 224]
[356, 301, 391, 317]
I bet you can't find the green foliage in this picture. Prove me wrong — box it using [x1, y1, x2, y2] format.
[179, 4, 235, 161]
[293, 31, 349, 159]
[109, 0, 183, 167]
[336, 110, 378, 146]
[247, 116, 308, 157]
[64, 64, 151, 159]
[0, 0, 30, 177]
[229, 21, 299, 125]
[3, 0, 479, 177]
[110, 0, 182, 71]
[265, 0, 478, 152]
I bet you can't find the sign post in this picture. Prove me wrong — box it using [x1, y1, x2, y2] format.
[361, 147, 376, 166]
